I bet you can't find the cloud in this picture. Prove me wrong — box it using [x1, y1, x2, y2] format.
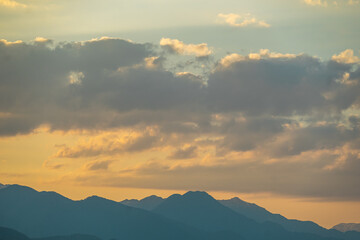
[54, 128, 163, 158]
[72, 145, 360, 200]
[160, 38, 212, 57]
[85, 160, 113, 171]
[348, 0, 360, 5]
[304, 0, 328, 6]
[1, 38, 360, 200]
[169, 145, 197, 159]
[304, 0, 359, 6]
[219, 49, 298, 67]
[217, 13, 270, 28]
[210, 53, 360, 115]
[331, 49, 360, 64]
[0, 0, 26, 8]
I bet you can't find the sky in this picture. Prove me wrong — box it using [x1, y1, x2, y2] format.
[1, 0, 360, 228]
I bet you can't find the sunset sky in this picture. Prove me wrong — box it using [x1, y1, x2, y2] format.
[1, 0, 360, 228]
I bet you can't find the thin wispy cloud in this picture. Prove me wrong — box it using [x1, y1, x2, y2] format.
[304, 0, 359, 6]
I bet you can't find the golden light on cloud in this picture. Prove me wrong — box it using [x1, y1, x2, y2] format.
[331, 49, 360, 64]
[219, 49, 299, 67]
[304, 0, 359, 6]
[304, 0, 328, 6]
[0, 0, 26, 8]
[160, 38, 212, 57]
[217, 13, 270, 28]
[1, 0, 360, 230]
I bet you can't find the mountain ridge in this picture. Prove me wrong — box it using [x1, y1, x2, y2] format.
[1, 184, 358, 240]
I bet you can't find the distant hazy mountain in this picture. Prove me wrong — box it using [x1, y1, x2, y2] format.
[152, 191, 335, 240]
[0, 226, 30, 240]
[219, 197, 329, 235]
[121, 195, 164, 210]
[0, 226, 101, 240]
[332, 223, 360, 232]
[219, 197, 360, 240]
[33, 234, 102, 240]
[0, 185, 204, 240]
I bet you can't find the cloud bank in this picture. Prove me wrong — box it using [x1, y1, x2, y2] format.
[1, 37, 360, 200]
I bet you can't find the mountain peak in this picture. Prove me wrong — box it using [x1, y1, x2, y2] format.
[121, 194, 164, 210]
[226, 197, 256, 206]
[84, 195, 111, 202]
[2, 184, 37, 193]
[183, 191, 214, 199]
[141, 195, 163, 201]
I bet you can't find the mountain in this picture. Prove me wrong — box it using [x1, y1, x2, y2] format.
[33, 234, 102, 240]
[219, 197, 360, 240]
[0, 185, 206, 240]
[1, 185, 358, 240]
[152, 191, 335, 240]
[121, 195, 164, 210]
[220, 197, 329, 234]
[332, 223, 360, 232]
[0, 226, 101, 240]
[0, 226, 30, 240]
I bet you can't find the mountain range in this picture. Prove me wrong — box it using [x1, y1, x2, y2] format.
[1, 184, 359, 240]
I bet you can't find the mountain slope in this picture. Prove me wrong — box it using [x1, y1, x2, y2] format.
[33, 234, 102, 240]
[0, 185, 204, 240]
[219, 197, 360, 240]
[220, 197, 328, 233]
[152, 191, 335, 240]
[0, 226, 30, 240]
[332, 223, 360, 232]
[0, 226, 102, 240]
[121, 195, 164, 210]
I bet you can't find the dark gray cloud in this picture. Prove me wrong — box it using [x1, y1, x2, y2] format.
[207, 56, 357, 115]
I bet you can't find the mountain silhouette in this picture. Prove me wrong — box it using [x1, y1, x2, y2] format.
[0, 226, 102, 240]
[220, 197, 329, 233]
[0, 226, 30, 240]
[152, 191, 336, 240]
[0, 185, 204, 240]
[121, 195, 164, 210]
[33, 234, 102, 240]
[1, 185, 358, 240]
[332, 223, 360, 232]
[219, 197, 359, 240]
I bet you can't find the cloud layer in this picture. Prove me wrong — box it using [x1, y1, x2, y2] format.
[1, 37, 360, 200]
